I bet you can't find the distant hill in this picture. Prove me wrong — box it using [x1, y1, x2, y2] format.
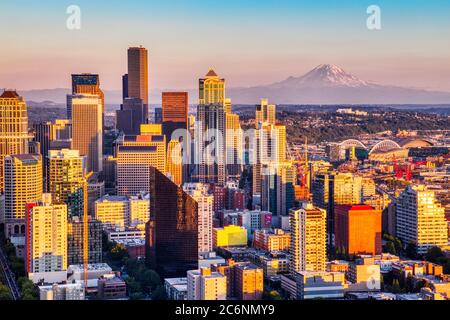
[6, 64, 450, 104]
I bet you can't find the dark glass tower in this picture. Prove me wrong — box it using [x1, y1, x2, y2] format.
[145, 167, 198, 277]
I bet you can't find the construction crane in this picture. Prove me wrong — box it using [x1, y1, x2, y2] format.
[83, 170, 93, 292]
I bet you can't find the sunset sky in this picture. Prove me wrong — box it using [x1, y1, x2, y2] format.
[1, 0, 450, 92]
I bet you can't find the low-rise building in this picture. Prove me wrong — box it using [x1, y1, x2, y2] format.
[165, 277, 188, 300]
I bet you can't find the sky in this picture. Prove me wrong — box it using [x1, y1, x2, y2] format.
[1, 0, 450, 92]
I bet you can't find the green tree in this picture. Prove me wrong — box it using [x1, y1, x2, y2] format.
[391, 279, 401, 293]
[405, 242, 419, 260]
[383, 241, 396, 255]
[108, 243, 129, 262]
[425, 247, 444, 263]
[151, 285, 167, 300]
[0, 284, 12, 300]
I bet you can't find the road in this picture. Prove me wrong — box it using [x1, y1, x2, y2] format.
[0, 246, 20, 300]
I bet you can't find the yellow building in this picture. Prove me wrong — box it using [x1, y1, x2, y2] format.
[290, 204, 327, 273]
[167, 140, 183, 186]
[4, 154, 42, 238]
[0, 90, 31, 193]
[48, 149, 84, 210]
[129, 194, 150, 230]
[95, 195, 129, 230]
[70, 93, 103, 173]
[396, 185, 448, 255]
[140, 123, 162, 135]
[256, 98, 276, 126]
[199, 69, 225, 105]
[234, 264, 264, 300]
[26, 194, 67, 278]
[224, 98, 232, 113]
[187, 267, 227, 300]
[225, 113, 243, 177]
[95, 194, 150, 230]
[213, 225, 248, 248]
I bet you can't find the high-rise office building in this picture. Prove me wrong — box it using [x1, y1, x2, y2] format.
[196, 103, 226, 185]
[67, 216, 102, 265]
[32, 122, 52, 191]
[261, 161, 296, 217]
[334, 205, 382, 256]
[116, 97, 148, 135]
[69, 94, 103, 173]
[396, 185, 448, 255]
[127, 46, 148, 105]
[70, 74, 104, 120]
[256, 98, 276, 126]
[225, 112, 243, 178]
[145, 167, 198, 276]
[25, 194, 67, 280]
[122, 74, 129, 100]
[48, 149, 84, 217]
[167, 140, 183, 186]
[95, 194, 149, 230]
[224, 98, 232, 114]
[290, 204, 327, 273]
[162, 92, 188, 141]
[183, 183, 213, 254]
[187, 267, 227, 300]
[4, 154, 42, 238]
[312, 173, 363, 244]
[253, 123, 287, 196]
[0, 90, 30, 193]
[199, 69, 225, 105]
[116, 133, 166, 196]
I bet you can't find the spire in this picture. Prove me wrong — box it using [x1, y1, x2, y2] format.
[205, 68, 218, 77]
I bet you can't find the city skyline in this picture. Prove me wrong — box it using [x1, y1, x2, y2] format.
[1, 1, 450, 93]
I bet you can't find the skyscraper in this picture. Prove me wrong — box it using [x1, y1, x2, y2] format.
[261, 161, 296, 217]
[116, 97, 148, 135]
[290, 204, 327, 273]
[69, 94, 103, 173]
[167, 140, 183, 186]
[196, 103, 226, 185]
[225, 112, 243, 178]
[396, 185, 448, 255]
[127, 46, 148, 105]
[183, 183, 213, 254]
[0, 90, 30, 193]
[122, 74, 129, 100]
[312, 172, 363, 245]
[4, 154, 43, 238]
[25, 194, 67, 283]
[199, 69, 225, 105]
[334, 204, 382, 256]
[145, 167, 198, 276]
[116, 134, 166, 196]
[67, 216, 102, 265]
[48, 149, 84, 217]
[70, 74, 104, 120]
[162, 92, 188, 141]
[32, 122, 52, 191]
[256, 98, 276, 126]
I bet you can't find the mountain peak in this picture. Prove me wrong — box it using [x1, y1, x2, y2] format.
[272, 64, 370, 88]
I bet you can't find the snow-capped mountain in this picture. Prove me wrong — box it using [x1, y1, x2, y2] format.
[270, 64, 370, 88]
[227, 64, 450, 104]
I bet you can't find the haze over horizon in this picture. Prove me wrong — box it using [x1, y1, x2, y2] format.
[1, 0, 450, 93]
